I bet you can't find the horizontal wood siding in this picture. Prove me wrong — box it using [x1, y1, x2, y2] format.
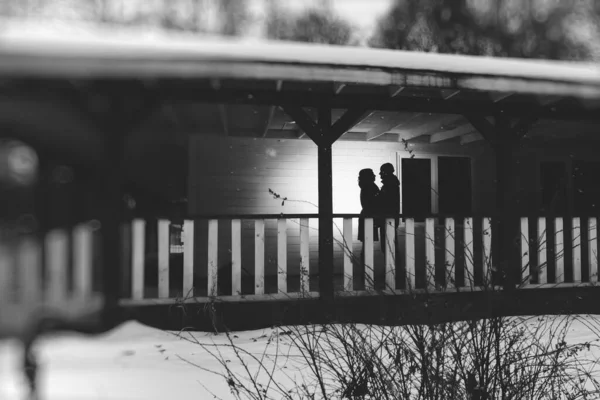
[188, 135, 496, 283]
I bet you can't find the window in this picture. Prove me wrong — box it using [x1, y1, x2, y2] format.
[399, 155, 472, 219]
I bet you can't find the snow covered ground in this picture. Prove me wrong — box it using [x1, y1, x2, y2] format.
[0, 320, 303, 400]
[0, 316, 599, 399]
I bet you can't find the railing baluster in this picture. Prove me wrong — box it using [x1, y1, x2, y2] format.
[183, 220, 194, 297]
[538, 217, 547, 285]
[120, 222, 132, 298]
[445, 218, 455, 289]
[158, 219, 170, 298]
[555, 217, 564, 284]
[19, 236, 41, 304]
[300, 218, 310, 294]
[573, 217, 581, 283]
[45, 229, 68, 304]
[0, 242, 11, 303]
[73, 223, 92, 300]
[405, 218, 415, 291]
[425, 218, 435, 291]
[132, 219, 146, 300]
[277, 218, 287, 294]
[520, 217, 530, 286]
[255, 220, 265, 295]
[589, 217, 598, 284]
[385, 218, 396, 290]
[343, 218, 353, 291]
[207, 219, 218, 297]
[231, 219, 241, 296]
[464, 217, 474, 289]
[364, 218, 374, 291]
[482, 218, 492, 286]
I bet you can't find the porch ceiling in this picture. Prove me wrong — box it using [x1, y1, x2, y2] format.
[137, 97, 600, 147]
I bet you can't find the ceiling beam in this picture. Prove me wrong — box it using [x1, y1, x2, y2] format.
[329, 109, 374, 140]
[389, 85, 405, 97]
[280, 106, 321, 144]
[366, 112, 420, 141]
[441, 89, 461, 100]
[328, 108, 370, 144]
[393, 114, 464, 140]
[536, 95, 562, 107]
[460, 132, 483, 145]
[334, 82, 346, 95]
[262, 80, 283, 137]
[161, 88, 600, 121]
[463, 114, 497, 145]
[430, 123, 475, 143]
[489, 92, 514, 103]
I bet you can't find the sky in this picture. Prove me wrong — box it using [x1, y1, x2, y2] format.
[246, 0, 394, 44]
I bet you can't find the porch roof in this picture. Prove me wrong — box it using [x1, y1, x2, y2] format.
[1, 20, 600, 182]
[0, 21, 599, 97]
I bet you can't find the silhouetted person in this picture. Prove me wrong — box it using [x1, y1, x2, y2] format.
[358, 169, 379, 274]
[358, 169, 380, 243]
[378, 163, 400, 255]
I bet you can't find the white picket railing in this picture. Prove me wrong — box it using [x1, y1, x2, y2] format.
[118, 215, 600, 306]
[0, 222, 104, 336]
[0, 215, 595, 310]
[520, 217, 598, 288]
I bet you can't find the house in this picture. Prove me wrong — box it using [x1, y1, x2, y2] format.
[0, 24, 600, 331]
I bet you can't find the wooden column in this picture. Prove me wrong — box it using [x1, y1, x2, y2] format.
[81, 82, 159, 327]
[318, 108, 334, 300]
[494, 117, 520, 290]
[465, 113, 536, 290]
[281, 106, 369, 303]
[100, 130, 123, 316]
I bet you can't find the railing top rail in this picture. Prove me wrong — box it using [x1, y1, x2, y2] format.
[129, 212, 600, 221]
[132, 213, 490, 220]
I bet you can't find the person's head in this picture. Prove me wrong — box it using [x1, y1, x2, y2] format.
[358, 169, 376, 186]
[380, 163, 395, 179]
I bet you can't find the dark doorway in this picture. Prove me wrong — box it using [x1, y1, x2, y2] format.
[401, 158, 431, 220]
[438, 156, 472, 216]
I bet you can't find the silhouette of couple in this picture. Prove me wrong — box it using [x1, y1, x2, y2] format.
[358, 163, 400, 259]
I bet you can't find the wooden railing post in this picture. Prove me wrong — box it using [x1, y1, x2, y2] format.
[364, 218, 374, 290]
[538, 217, 547, 285]
[342, 218, 353, 291]
[520, 217, 529, 286]
[589, 217, 598, 283]
[573, 217, 582, 283]
[555, 217, 564, 283]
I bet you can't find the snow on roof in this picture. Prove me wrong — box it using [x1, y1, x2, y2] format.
[0, 19, 599, 97]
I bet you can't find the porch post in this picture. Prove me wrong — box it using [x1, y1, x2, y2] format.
[81, 83, 159, 326]
[318, 108, 335, 302]
[494, 117, 520, 290]
[465, 113, 536, 290]
[100, 129, 124, 320]
[281, 106, 369, 304]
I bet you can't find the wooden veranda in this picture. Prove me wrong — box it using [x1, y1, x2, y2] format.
[1, 24, 600, 332]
